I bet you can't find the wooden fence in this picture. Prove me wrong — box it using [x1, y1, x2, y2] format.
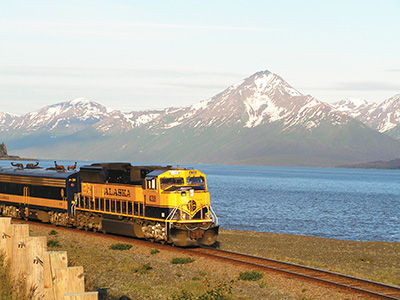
[0, 217, 98, 300]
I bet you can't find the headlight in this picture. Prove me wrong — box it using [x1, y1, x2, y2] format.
[182, 214, 186, 219]
[181, 191, 186, 197]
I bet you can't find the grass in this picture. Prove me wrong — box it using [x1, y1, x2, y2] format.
[133, 263, 153, 274]
[109, 243, 133, 251]
[218, 229, 400, 287]
[150, 248, 160, 255]
[171, 280, 233, 300]
[0, 252, 36, 300]
[47, 239, 60, 248]
[258, 279, 275, 289]
[171, 257, 195, 265]
[238, 270, 263, 281]
[48, 229, 58, 236]
[25, 224, 370, 300]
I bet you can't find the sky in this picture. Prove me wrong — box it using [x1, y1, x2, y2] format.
[1, 0, 399, 115]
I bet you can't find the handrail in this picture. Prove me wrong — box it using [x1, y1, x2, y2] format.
[166, 204, 180, 222]
[209, 205, 219, 226]
[165, 203, 180, 236]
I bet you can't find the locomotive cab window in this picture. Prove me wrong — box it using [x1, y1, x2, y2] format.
[186, 176, 206, 190]
[146, 178, 157, 190]
[160, 177, 184, 190]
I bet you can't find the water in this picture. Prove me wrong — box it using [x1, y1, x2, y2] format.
[1, 159, 400, 242]
[197, 165, 400, 242]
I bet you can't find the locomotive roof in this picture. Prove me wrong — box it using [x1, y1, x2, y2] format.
[146, 168, 200, 178]
[146, 170, 168, 178]
[0, 167, 79, 180]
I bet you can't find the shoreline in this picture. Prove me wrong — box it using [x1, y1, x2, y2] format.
[0, 156, 37, 161]
[220, 227, 400, 243]
[217, 228, 400, 286]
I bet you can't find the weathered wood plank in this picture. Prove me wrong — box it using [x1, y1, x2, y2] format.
[43, 251, 68, 300]
[26, 236, 47, 300]
[0, 217, 12, 258]
[10, 223, 30, 278]
[54, 266, 85, 299]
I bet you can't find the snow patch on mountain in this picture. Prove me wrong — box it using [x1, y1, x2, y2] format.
[333, 98, 368, 110]
[130, 113, 161, 127]
[331, 98, 372, 118]
[244, 96, 285, 128]
[191, 99, 211, 111]
[69, 98, 91, 106]
[165, 121, 181, 128]
[379, 113, 397, 132]
[332, 94, 400, 137]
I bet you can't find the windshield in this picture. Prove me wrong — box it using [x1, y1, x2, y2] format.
[160, 177, 184, 190]
[186, 176, 205, 189]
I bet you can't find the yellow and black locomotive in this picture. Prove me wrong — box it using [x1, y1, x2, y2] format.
[0, 162, 219, 247]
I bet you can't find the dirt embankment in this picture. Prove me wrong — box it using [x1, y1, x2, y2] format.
[26, 224, 400, 300]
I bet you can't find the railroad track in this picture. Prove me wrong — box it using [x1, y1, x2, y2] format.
[187, 246, 400, 300]
[17, 220, 400, 299]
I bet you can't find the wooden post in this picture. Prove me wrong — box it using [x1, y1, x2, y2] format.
[0, 217, 12, 258]
[1, 220, 97, 300]
[26, 236, 47, 300]
[43, 251, 68, 300]
[64, 292, 98, 300]
[10, 223, 30, 279]
[54, 266, 85, 300]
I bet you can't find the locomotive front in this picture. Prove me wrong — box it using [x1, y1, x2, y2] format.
[144, 168, 219, 247]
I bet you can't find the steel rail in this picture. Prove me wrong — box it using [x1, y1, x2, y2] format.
[188, 246, 400, 300]
[14, 220, 400, 299]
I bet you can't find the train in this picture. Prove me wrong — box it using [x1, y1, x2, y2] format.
[0, 161, 219, 247]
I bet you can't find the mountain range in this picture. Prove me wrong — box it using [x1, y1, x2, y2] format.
[1, 70, 400, 167]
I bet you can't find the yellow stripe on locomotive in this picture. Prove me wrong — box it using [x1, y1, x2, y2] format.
[76, 163, 219, 246]
[0, 162, 219, 247]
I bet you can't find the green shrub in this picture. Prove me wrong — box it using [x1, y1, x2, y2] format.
[133, 263, 152, 274]
[198, 280, 233, 300]
[238, 270, 263, 281]
[109, 243, 132, 251]
[192, 276, 201, 281]
[171, 289, 194, 300]
[48, 230, 58, 236]
[171, 257, 195, 265]
[150, 248, 160, 255]
[47, 239, 60, 248]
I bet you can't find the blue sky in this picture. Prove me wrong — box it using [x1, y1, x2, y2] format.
[1, 0, 399, 114]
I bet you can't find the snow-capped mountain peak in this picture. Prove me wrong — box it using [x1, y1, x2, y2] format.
[332, 98, 368, 110]
[329, 94, 400, 139]
[2, 98, 114, 133]
[251, 71, 302, 97]
[0, 112, 18, 131]
[68, 97, 92, 106]
[161, 70, 344, 130]
[362, 94, 400, 135]
[1, 72, 399, 143]
[331, 97, 376, 119]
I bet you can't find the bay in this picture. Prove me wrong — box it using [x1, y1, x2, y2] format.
[196, 164, 400, 242]
[1, 159, 399, 242]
